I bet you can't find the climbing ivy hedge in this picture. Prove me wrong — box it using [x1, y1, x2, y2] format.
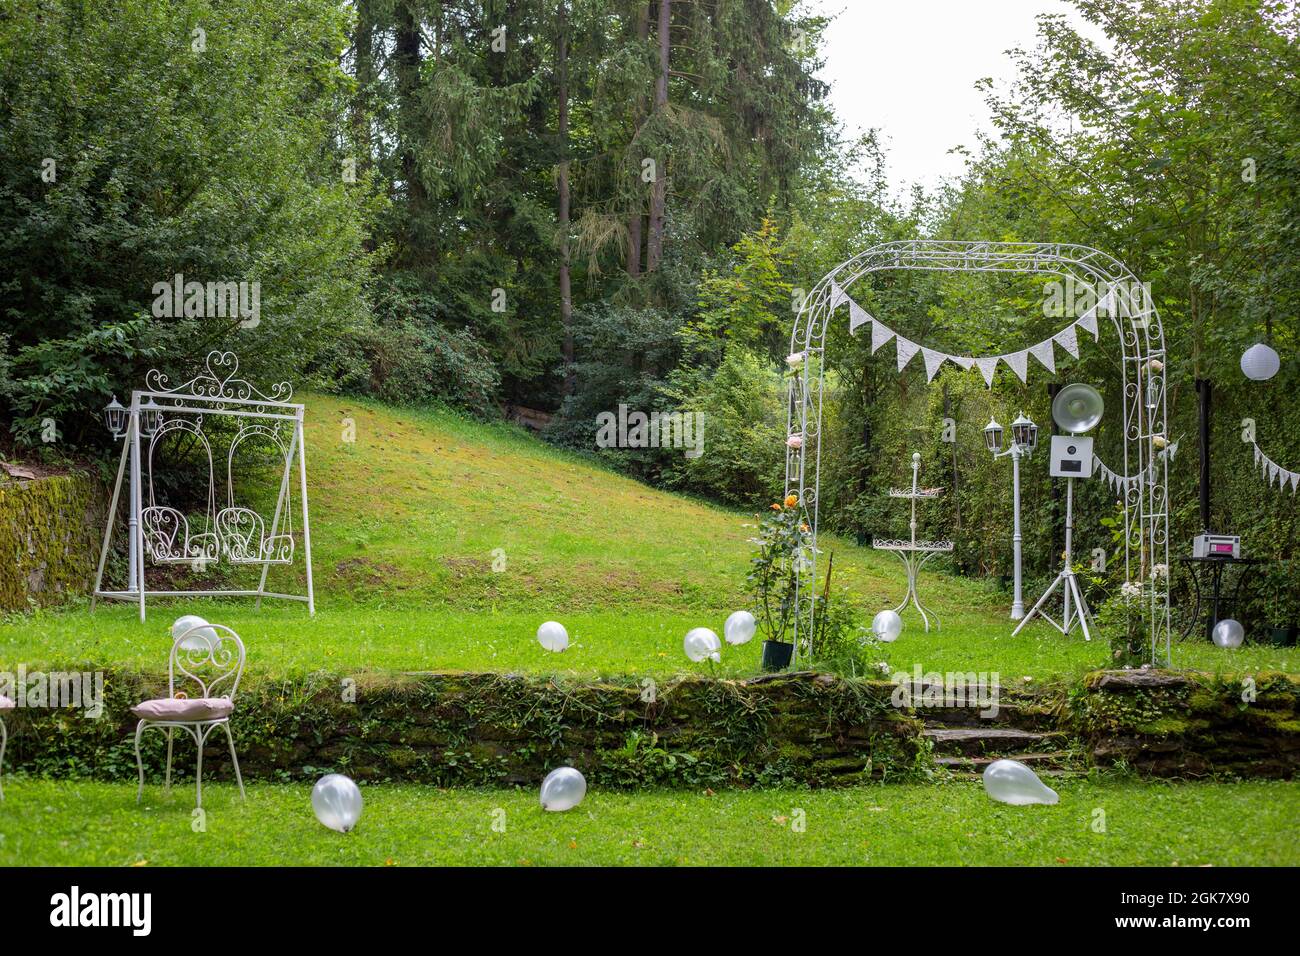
[0, 474, 102, 612]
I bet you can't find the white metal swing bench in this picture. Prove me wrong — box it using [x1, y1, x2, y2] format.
[92, 351, 315, 621]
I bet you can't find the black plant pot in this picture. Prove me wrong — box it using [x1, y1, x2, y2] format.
[761, 640, 794, 672]
[1270, 626, 1295, 648]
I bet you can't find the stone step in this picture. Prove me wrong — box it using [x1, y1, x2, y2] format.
[933, 752, 1074, 770]
[934, 752, 1084, 780]
[918, 701, 1051, 728]
[922, 726, 1056, 756]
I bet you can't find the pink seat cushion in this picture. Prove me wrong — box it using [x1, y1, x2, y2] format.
[0, 694, 13, 710]
[132, 697, 234, 721]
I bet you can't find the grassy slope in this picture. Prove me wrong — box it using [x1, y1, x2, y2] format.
[2, 778, 1295, 866]
[2, 393, 1296, 678]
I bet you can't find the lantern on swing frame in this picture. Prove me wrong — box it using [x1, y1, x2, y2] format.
[103, 396, 129, 440]
[139, 398, 165, 438]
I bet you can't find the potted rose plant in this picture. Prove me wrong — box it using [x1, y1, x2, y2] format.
[1266, 560, 1298, 647]
[746, 493, 814, 670]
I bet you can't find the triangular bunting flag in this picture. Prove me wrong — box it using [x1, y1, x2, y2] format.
[1164, 440, 1179, 462]
[1254, 445, 1262, 465]
[975, 356, 999, 387]
[1098, 287, 1115, 319]
[1028, 339, 1056, 373]
[1291, 472, 1299, 493]
[1055, 324, 1080, 359]
[828, 281, 848, 310]
[871, 318, 895, 355]
[1003, 350, 1029, 383]
[922, 348, 948, 382]
[896, 337, 921, 373]
[949, 355, 976, 371]
[1077, 311, 1099, 340]
[1269, 461, 1280, 485]
[848, 299, 872, 335]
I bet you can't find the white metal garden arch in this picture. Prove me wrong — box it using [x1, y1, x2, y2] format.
[785, 240, 1170, 666]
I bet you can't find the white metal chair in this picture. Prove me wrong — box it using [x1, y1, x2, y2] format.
[0, 694, 12, 799]
[133, 623, 246, 809]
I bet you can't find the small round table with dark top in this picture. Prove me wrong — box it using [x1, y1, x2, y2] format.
[1174, 555, 1269, 642]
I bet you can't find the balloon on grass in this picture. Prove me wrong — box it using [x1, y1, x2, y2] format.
[684, 627, 721, 663]
[982, 759, 1059, 806]
[871, 609, 902, 643]
[1212, 618, 1244, 649]
[540, 767, 586, 812]
[724, 611, 756, 646]
[311, 773, 363, 832]
[537, 621, 569, 653]
[171, 614, 217, 651]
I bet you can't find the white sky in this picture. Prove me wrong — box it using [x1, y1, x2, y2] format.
[808, 0, 1101, 193]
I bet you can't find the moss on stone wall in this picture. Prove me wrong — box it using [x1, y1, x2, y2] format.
[1073, 670, 1300, 778]
[1, 670, 927, 788]
[0, 474, 103, 612]
[2, 667, 1293, 787]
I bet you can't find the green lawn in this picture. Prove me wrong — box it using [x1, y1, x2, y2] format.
[4, 600, 1296, 680]
[4, 392, 1296, 680]
[1, 777, 1294, 866]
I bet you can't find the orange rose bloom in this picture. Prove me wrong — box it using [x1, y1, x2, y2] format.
[770, 503, 782, 511]
[784, 494, 799, 508]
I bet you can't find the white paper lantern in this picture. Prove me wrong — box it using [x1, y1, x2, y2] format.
[1240, 343, 1280, 381]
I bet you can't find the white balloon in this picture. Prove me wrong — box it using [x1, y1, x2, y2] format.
[982, 759, 1059, 806]
[171, 614, 217, 651]
[540, 766, 586, 812]
[311, 773, 363, 832]
[683, 627, 721, 663]
[1212, 618, 1244, 649]
[537, 621, 569, 653]
[871, 609, 902, 643]
[1240, 343, 1280, 382]
[724, 610, 756, 645]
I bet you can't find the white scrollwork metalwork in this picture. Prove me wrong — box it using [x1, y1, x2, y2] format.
[134, 623, 247, 809]
[91, 349, 315, 620]
[786, 240, 1170, 666]
[146, 350, 292, 409]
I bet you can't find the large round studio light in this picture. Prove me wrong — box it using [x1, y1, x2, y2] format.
[1051, 384, 1104, 434]
[1240, 342, 1280, 381]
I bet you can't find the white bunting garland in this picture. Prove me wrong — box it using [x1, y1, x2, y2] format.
[1003, 350, 1029, 383]
[1247, 440, 1299, 495]
[838, 286, 1099, 387]
[870, 318, 895, 354]
[829, 281, 848, 310]
[1077, 310, 1099, 340]
[1054, 323, 1080, 359]
[896, 337, 921, 372]
[975, 356, 999, 387]
[1028, 339, 1056, 373]
[849, 299, 872, 335]
[922, 348, 948, 382]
